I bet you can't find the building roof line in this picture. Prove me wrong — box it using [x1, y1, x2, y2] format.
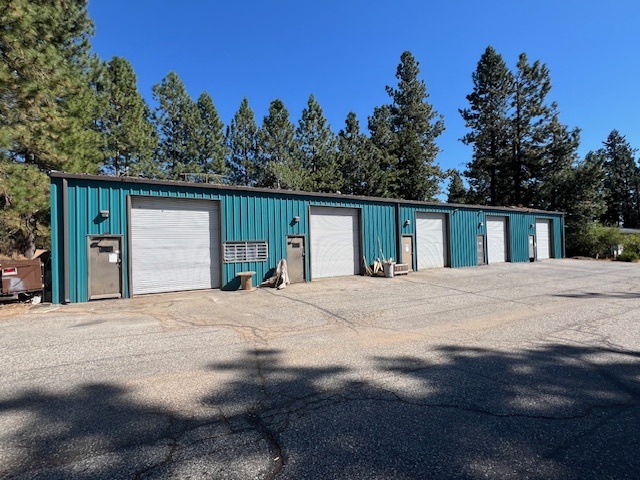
[49, 171, 565, 215]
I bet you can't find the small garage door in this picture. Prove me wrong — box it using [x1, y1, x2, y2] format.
[486, 216, 508, 264]
[130, 197, 220, 295]
[310, 207, 360, 278]
[416, 212, 448, 269]
[536, 219, 552, 260]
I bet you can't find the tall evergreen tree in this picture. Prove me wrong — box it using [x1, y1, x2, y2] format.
[509, 53, 552, 206]
[258, 99, 303, 190]
[367, 105, 398, 191]
[0, 0, 102, 256]
[226, 98, 259, 186]
[373, 51, 445, 200]
[338, 112, 387, 197]
[446, 169, 467, 204]
[535, 111, 580, 211]
[461, 47, 578, 209]
[152, 71, 200, 180]
[460, 46, 512, 205]
[296, 94, 339, 192]
[564, 152, 607, 255]
[196, 92, 227, 181]
[98, 56, 157, 176]
[600, 130, 639, 227]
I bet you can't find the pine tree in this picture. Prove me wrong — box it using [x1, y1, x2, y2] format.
[510, 53, 552, 206]
[367, 105, 398, 192]
[226, 98, 259, 186]
[0, 0, 102, 256]
[338, 112, 387, 197]
[258, 99, 303, 190]
[564, 152, 607, 255]
[296, 94, 339, 192]
[600, 130, 639, 227]
[460, 46, 512, 205]
[196, 92, 227, 181]
[374, 51, 445, 200]
[461, 47, 577, 209]
[98, 56, 157, 176]
[152, 71, 200, 180]
[536, 111, 580, 211]
[446, 169, 467, 204]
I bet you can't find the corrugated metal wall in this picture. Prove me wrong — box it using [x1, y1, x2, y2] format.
[399, 205, 564, 268]
[51, 175, 565, 304]
[51, 177, 398, 303]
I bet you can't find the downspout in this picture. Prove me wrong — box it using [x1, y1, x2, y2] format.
[62, 178, 70, 304]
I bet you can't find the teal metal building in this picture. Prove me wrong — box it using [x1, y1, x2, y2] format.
[50, 173, 565, 304]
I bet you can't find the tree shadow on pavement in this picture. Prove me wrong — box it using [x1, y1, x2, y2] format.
[1, 344, 639, 479]
[554, 291, 640, 299]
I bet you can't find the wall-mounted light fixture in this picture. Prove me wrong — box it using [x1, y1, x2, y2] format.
[404, 219, 411, 227]
[478, 222, 484, 228]
[292, 216, 300, 224]
[100, 210, 109, 219]
[529, 223, 535, 229]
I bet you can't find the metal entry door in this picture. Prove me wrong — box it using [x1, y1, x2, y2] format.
[286, 236, 306, 283]
[88, 235, 122, 300]
[476, 235, 486, 265]
[402, 235, 414, 270]
[528, 235, 536, 261]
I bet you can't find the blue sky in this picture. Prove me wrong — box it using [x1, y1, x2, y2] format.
[88, 0, 640, 178]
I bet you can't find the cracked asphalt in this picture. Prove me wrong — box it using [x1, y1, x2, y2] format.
[1, 259, 640, 479]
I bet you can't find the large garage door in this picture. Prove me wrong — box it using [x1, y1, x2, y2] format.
[310, 207, 360, 278]
[416, 212, 448, 269]
[486, 216, 508, 264]
[130, 197, 220, 295]
[536, 219, 551, 260]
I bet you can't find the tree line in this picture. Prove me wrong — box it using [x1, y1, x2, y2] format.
[1, 1, 638, 258]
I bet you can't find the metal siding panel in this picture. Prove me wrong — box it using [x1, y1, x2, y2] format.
[554, 216, 564, 258]
[451, 209, 479, 268]
[507, 213, 531, 263]
[131, 196, 221, 294]
[56, 175, 566, 303]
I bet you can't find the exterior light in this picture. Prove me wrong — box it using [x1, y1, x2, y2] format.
[100, 210, 109, 218]
[293, 216, 300, 223]
[404, 219, 411, 227]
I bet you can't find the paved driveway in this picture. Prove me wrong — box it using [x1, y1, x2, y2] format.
[1, 259, 639, 479]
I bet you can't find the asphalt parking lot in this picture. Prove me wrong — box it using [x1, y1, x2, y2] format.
[1, 259, 640, 479]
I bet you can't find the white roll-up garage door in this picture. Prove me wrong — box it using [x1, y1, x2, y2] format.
[486, 216, 508, 264]
[416, 212, 448, 269]
[130, 197, 220, 295]
[310, 207, 360, 278]
[536, 219, 551, 260]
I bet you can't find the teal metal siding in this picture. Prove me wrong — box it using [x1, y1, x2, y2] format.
[50, 174, 565, 304]
[52, 178, 398, 303]
[401, 205, 485, 268]
[50, 178, 63, 303]
[399, 205, 564, 268]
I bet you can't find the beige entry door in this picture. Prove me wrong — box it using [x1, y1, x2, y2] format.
[286, 236, 306, 283]
[88, 235, 122, 300]
[402, 235, 414, 270]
